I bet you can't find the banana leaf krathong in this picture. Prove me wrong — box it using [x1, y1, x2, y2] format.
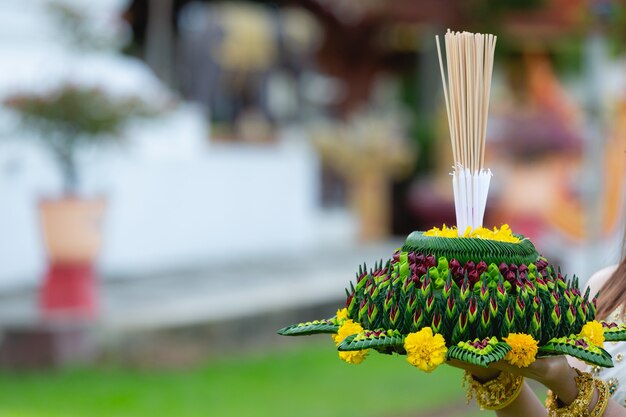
[278, 227, 626, 371]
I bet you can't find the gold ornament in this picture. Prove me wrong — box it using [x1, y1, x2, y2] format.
[589, 378, 610, 417]
[546, 370, 595, 417]
[463, 371, 524, 410]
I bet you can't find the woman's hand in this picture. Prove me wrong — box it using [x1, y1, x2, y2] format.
[492, 355, 580, 404]
[448, 355, 580, 404]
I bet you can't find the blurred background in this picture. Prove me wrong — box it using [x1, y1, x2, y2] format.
[0, 0, 624, 416]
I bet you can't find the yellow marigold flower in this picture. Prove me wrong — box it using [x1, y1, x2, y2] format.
[404, 327, 448, 373]
[338, 350, 368, 364]
[332, 319, 369, 364]
[424, 224, 459, 238]
[336, 308, 348, 322]
[332, 319, 363, 345]
[504, 333, 538, 367]
[579, 321, 605, 347]
[424, 224, 520, 243]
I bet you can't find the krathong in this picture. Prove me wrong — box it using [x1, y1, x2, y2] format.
[278, 31, 626, 371]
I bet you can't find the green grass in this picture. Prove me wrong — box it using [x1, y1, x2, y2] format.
[0, 341, 484, 417]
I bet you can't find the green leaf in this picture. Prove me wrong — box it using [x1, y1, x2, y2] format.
[277, 320, 338, 336]
[337, 330, 405, 351]
[601, 322, 626, 342]
[402, 232, 539, 266]
[539, 337, 613, 368]
[446, 340, 511, 368]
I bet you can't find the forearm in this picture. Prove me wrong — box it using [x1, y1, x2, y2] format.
[492, 383, 626, 417]
[604, 399, 626, 417]
[467, 369, 547, 417]
[494, 383, 547, 417]
[540, 364, 626, 417]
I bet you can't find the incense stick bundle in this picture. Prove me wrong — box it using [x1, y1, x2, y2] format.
[436, 30, 496, 234]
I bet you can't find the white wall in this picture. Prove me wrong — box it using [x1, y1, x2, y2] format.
[0, 0, 331, 288]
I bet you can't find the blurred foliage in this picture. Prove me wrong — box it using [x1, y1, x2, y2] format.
[5, 86, 155, 138]
[462, 0, 545, 34]
[398, 73, 434, 175]
[4, 85, 160, 193]
[0, 342, 484, 417]
[48, 0, 125, 50]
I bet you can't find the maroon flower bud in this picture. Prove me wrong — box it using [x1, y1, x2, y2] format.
[506, 270, 516, 283]
[449, 259, 461, 271]
[464, 260, 476, 271]
[425, 254, 436, 268]
[518, 264, 529, 274]
[459, 311, 468, 331]
[407, 293, 417, 311]
[460, 277, 470, 301]
[443, 278, 453, 298]
[535, 276, 547, 291]
[508, 263, 518, 272]
[480, 309, 491, 330]
[432, 312, 442, 332]
[469, 297, 478, 317]
[468, 270, 479, 285]
[499, 262, 509, 274]
[489, 297, 498, 316]
[368, 303, 375, 316]
[480, 281, 489, 301]
[505, 305, 515, 324]
[581, 302, 588, 316]
[369, 285, 377, 297]
[536, 259, 548, 271]
[392, 250, 401, 263]
[425, 294, 435, 312]
[416, 253, 426, 264]
[575, 339, 589, 348]
[413, 308, 424, 330]
[389, 305, 399, 323]
[496, 281, 506, 301]
[476, 261, 488, 275]
[416, 264, 427, 277]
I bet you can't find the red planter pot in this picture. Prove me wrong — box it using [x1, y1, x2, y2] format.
[38, 198, 105, 320]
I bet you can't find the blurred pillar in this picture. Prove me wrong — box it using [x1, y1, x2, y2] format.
[582, 28, 608, 277]
[145, 0, 174, 86]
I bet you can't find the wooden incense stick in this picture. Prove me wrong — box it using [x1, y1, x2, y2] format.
[436, 30, 496, 172]
[436, 30, 496, 233]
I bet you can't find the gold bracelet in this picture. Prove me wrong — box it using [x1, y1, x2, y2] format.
[589, 378, 610, 417]
[546, 369, 595, 417]
[463, 371, 524, 410]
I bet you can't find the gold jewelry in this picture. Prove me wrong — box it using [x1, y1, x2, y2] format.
[463, 371, 524, 410]
[546, 369, 595, 417]
[589, 378, 610, 417]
